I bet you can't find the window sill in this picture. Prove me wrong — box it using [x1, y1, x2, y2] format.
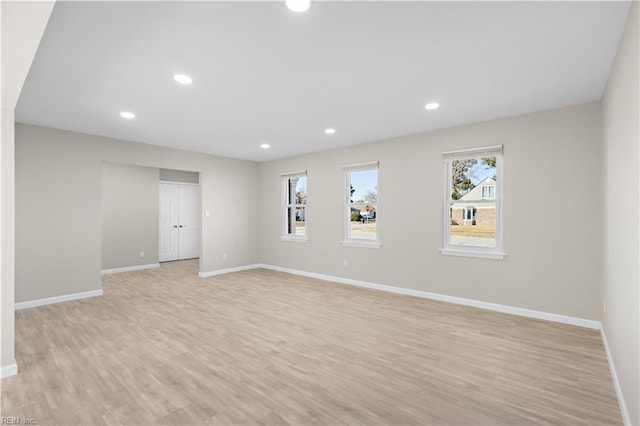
[280, 236, 308, 243]
[439, 248, 506, 260]
[341, 240, 382, 249]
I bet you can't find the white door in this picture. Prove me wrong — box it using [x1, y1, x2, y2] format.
[177, 184, 200, 260]
[159, 183, 180, 262]
[159, 183, 200, 262]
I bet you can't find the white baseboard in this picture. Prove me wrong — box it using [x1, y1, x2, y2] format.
[600, 327, 631, 425]
[102, 263, 160, 275]
[256, 264, 601, 330]
[15, 289, 103, 310]
[0, 363, 17, 379]
[199, 264, 262, 278]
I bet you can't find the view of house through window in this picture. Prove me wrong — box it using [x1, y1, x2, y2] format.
[445, 148, 502, 252]
[283, 173, 307, 237]
[347, 168, 378, 241]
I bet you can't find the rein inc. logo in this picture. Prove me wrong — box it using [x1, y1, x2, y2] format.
[1, 418, 35, 425]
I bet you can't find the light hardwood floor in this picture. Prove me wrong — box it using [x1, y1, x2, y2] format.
[1, 260, 622, 425]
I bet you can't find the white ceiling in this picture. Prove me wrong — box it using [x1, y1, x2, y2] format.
[16, 1, 630, 162]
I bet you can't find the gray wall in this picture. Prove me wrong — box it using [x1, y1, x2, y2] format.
[101, 162, 160, 270]
[159, 168, 199, 184]
[602, 3, 639, 424]
[258, 102, 604, 321]
[15, 124, 258, 302]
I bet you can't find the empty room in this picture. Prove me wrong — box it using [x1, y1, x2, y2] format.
[1, 1, 638, 425]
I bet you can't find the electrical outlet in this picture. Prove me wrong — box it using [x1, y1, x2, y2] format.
[343, 259, 348, 267]
[139, 251, 145, 258]
[223, 253, 228, 261]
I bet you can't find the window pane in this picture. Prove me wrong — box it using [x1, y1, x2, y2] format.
[450, 204, 496, 248]
[451, 157, 497, 200]
[295, 206, 306, 235]
[287, 176, 307, 205]
[348, 169, 378, 240]
[448, 156, 496, 247]
[349, 205, 376, 240]
[295, 176, 307, 205]
[284, 175, 306, 237]
[350, 170, 377, 204]
[286, 206, 306, 236]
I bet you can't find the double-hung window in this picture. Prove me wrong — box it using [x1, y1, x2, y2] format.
[281, 170, 307, 242]
[441, 145, 505, 259]
[481, 185, 495, 199]
[342, 161, 380, 248]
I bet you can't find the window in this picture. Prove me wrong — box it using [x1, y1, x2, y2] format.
[441, 145, 505, 259]
[342, 161, 380, 248]
[481, 185, 495, 199]
[281, 171, 307, 242]
[463, 207, 477, 221]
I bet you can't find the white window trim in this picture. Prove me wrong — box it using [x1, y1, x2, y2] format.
[341, 161, 381, 249]
[438, 248, 505, 260]
[159, 180, 200, 186]
[341, 240, 382, 249]
[281, 170, 308, 242]
[441, 146, 506, 260]
[281, 235, 309, 243]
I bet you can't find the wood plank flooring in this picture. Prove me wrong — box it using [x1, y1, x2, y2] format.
[1, 260, 622, 425]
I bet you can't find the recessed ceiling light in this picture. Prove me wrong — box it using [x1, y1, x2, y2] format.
[120, 111, 135, 119]
[324, 128, 336, 135]
[174, 74, 192, 85]
[285, 0, 312, 13]
[425, 102, 440, 110]
[260, 143, 270, 149]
